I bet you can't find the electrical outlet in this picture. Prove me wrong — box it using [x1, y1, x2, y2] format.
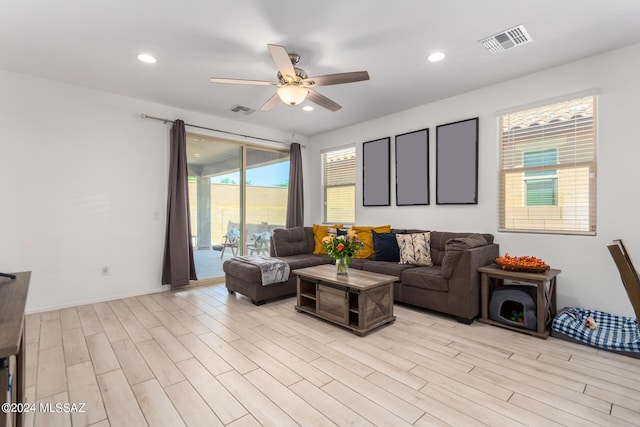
[101, 266, 110, 276]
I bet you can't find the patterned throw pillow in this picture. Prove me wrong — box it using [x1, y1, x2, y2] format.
[327, 227, 344, 238]
[396, 232, 433, 266]
[335, 228, 349, 237]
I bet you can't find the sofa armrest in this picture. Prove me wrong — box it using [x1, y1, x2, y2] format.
[269, 237, 276, 257]
[447, 243, 499, 319]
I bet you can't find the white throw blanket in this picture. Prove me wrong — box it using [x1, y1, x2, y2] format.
[233, 256, 290, 286]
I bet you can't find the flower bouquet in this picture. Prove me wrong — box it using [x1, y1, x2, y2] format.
[322, 230, 363, 275]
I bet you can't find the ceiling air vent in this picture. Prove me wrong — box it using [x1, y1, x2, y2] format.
[480, 25, 532, 54]
[229, 105, 255, 115]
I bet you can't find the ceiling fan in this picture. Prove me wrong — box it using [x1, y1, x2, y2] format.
[209, 44, 370, 112]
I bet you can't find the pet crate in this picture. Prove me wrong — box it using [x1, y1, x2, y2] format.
[489, 284, 537, 330]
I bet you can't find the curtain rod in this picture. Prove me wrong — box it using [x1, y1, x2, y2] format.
[140, 113, 304, 148]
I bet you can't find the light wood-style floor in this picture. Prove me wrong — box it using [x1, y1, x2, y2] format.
[24, 283, 640, 427]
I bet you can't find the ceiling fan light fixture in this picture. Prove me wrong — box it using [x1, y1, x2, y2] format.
[427, 51, 445, 62]
[137, 53, 157, 64]
[277, 85, 308, 106]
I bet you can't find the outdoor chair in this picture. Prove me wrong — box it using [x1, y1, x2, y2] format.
[220, 226, 240, 258]
[247, 232, 271, 256]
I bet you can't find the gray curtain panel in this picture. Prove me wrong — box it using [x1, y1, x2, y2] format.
[286, 143, 304, 228]
[162, 120, 197, 286]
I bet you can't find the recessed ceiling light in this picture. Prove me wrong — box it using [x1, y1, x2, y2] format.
[137, 53, 157, 64]
[427, 52, 446, 62]
[302, 106, 314, 112]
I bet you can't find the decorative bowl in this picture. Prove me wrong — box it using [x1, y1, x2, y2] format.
[494, 257, 550, 273]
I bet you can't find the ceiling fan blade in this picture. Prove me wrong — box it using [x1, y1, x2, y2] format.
[267, 44, 296, 80]
[209, 77, 276, 86]
[259, 93, 281, 112]
[306, 89, 342, 112]
[302, 71, 370, 87]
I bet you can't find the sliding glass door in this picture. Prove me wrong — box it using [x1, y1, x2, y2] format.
[187, 134, 289, 281]
[245, 147, 290, 257]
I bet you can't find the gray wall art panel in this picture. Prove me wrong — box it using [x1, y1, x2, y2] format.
[363, 137, 391, 206]
[436, 118, 479, 204]
[395, 128, 429, 206]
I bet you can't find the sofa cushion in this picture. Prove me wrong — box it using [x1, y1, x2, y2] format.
[396, 232, 433, 266]
[441, 234, 488, 278]
[372, 230, 400, 262]
[312, 224, 343, 255]
[401, 266, 449, 292]
[276, 254, 332, 270]
[352, 225, 391, 259]
[348, 258, 367, 270]
[429, 231, 494, 266]
[363, 261, 415, 279]
[430, 232, 467, 265]
[391, 229, 428, 234]
[223, 258, 263, 283]
[272, 227, 312, 257]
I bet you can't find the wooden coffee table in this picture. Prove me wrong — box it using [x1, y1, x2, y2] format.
[293, 264, 398, 335]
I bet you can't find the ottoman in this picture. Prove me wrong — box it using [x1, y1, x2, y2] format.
[223, 254, 331, 305]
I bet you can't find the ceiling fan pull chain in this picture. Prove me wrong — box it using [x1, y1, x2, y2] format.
[290, 107, 298, 142]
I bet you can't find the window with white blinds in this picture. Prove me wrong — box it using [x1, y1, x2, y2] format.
[322, 146, 356, 223]
[498, 93, 597, 234]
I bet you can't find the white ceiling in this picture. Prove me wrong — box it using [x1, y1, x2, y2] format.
[2, 1, 639, 137]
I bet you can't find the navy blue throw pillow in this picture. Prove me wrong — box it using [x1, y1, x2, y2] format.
[372, 230, 400, 262]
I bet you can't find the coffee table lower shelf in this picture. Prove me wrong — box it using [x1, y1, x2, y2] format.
[294, 304, 396, 336]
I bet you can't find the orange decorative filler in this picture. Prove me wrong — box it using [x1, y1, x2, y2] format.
[495, 253, 550, 272]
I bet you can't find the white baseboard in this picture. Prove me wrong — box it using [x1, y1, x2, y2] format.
[26, 285, 171, 314]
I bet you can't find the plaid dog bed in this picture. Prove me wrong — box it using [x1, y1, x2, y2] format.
[552, 307, 640, 355]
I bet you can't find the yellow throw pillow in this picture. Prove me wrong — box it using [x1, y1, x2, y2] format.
[312, 224, 343, 255]
[352, 225, 391, 259]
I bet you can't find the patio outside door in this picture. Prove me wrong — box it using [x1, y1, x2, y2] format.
[186, 134, 289, 281]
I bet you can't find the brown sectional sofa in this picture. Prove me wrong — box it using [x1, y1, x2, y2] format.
[223, 226, 499, 323]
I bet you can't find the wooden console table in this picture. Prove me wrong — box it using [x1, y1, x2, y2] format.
[478, 265, 559, 338]
[0, 272, 30, 427]
[293, 265, 398, 335]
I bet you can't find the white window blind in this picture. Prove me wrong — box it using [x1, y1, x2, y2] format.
[322, 146, 356, 223]
[498, 94, 597, 234]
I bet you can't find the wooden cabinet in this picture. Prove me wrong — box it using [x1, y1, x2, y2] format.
[0, 272, 30, 427]
[294, 265, 397, 335]
[478, 265, 559, 338]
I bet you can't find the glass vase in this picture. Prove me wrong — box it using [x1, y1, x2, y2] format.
[336, 256, 349, 275]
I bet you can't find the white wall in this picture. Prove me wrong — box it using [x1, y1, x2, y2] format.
[0, 69, 308, 312]
[308, 43, 640, 317]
